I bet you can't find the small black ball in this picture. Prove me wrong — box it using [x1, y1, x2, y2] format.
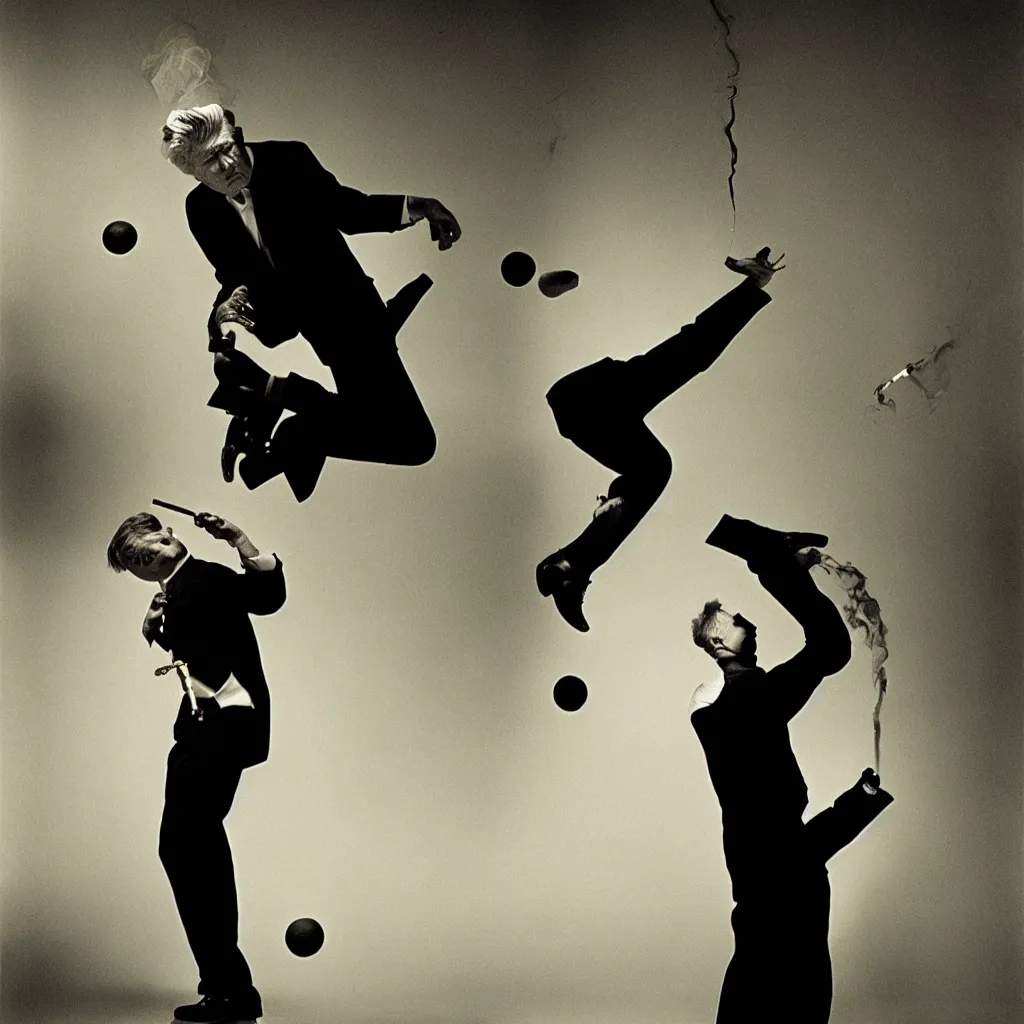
[553, 675, 588, 712]
[500, 250, 536, 287]
[102, 220, 138, 255]
[285, 917, 325, 957]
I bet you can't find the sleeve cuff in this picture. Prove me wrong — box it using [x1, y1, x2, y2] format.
[241, 552, 279, 572]
[400, 196, 414, 226]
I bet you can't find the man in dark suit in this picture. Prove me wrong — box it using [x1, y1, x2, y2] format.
[108, 509, 286, 1024]
[536, 248, 783, 632]
[689, 514, 894, 1023]
[162, 103, 462, 501]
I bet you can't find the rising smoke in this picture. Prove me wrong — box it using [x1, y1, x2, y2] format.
[811, 551, 890, 772]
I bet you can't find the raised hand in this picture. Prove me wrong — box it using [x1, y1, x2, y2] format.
[193, 512, 244, 545]
[407, 196, 462, 251]
[213, 285, 257, 347]
[194, 512, 259, 559]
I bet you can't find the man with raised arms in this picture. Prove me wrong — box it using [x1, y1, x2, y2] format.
[689, 514, 894, 1022]
[108, 509, 285, 1024]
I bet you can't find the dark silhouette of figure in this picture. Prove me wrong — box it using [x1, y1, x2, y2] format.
[536, 248, 784, 631]
[161, 104, 461, 501]
[689, 514, 894, 1023]
[108, 511, 286, 1024]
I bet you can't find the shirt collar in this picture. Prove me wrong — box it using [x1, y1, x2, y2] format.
[160, 552, 192, 591]
[226, 147, 256, 207]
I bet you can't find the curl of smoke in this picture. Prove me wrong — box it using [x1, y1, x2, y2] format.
[142, 22, 235, 111]
[810, 551, 889, 772]
[873, 336, 957, 412]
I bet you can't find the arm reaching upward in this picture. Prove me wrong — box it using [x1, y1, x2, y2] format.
[194, 512, 286, 615]
[757, 553, 852, 720]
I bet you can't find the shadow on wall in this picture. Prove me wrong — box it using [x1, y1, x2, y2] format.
[0, 305, 110, 548]
[402, 442, 548, 826]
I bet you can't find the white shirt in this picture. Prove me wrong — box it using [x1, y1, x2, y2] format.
[688, 675, 725, 717]
[225, 146, 414, 265]
[158, 548, 278, 710]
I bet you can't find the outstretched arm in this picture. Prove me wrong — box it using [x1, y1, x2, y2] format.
[293, 143, 406, 234]
[756, 551, 852, 720]
[292, 144, 461, 249]
[194, 512, 286, 615]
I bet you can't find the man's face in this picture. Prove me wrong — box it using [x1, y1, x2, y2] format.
[193, 127, 252, 196]
[708, 609, 758, 662]
[125, 525, 187, 582]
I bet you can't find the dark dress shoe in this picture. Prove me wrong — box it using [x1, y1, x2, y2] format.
[536, 554, 591, 632]
[213, 349, 271, 391]
[705, 514, 828, 563]
[385, 272, 433, 335]
[172, 991, 262, 1023]
[207, 381, 267, 417]
[238, 448, 285, 490]
[238, 416, 326, 502]
[221, 405, 285, 482]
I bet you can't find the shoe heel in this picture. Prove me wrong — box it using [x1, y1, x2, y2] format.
[536, 562, 554, 596]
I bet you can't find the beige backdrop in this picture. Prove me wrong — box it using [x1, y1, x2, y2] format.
[1, 0, 1021, 1022]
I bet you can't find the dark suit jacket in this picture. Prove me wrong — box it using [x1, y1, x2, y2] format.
[185, 140, 407, 358]
[154, 555, 286, 768]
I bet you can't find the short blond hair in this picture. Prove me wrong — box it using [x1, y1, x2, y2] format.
[161, 103, 235, 175]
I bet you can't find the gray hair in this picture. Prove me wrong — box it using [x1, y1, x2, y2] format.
[161, 103, 235, 174]
[690, 599, 725, 657]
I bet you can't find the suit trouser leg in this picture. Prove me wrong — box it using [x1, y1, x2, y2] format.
[622, 277, 771, 412]
[544, 279, 770, 574]
[549, 418, 673, 574]
[272, 298, 437, 468]
[159, 742, 257, 1001]
[716, 884, 833, 1024]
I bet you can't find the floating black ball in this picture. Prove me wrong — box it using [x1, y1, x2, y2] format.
[500, 250, 536, 287]
[102, 220, 138, 255]
[285, 917, 325, 957]
[553, 674, 588, 712]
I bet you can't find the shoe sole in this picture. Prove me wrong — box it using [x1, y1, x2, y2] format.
[536, 562, 554, 597]
[221, 445, 239, 483]
[173, 1018, 257, 1023]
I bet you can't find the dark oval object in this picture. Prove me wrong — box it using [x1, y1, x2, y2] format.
[553, 674, 588, 712]
[285, 917, 325, 957]
[501, 250, 536, 287]
[102, 220, 138, 254]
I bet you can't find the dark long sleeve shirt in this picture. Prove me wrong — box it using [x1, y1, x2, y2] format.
[690, 563, 852, 899]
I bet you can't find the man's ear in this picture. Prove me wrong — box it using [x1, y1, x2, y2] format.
[232, 125, 246, 149]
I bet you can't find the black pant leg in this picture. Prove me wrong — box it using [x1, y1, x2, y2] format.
[159, 741, 257, 1001]
[274, 299, 436, 467]
[717, 882, 833, 1024]
[624, 278, 771, 414]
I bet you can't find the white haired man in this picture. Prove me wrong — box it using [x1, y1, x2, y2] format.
[161, 104, 461, 500]
[689, 514, 894, 1023]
